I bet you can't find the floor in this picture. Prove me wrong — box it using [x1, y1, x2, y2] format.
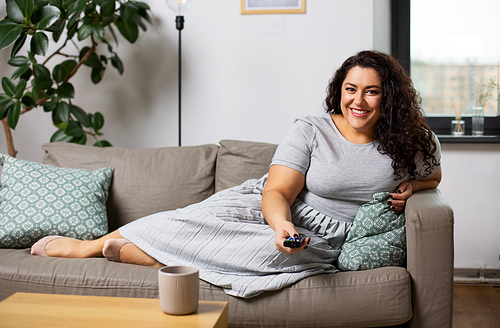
[453, 284, 500, 328]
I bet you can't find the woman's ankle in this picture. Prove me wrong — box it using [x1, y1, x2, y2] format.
[118, 243, 163, 268]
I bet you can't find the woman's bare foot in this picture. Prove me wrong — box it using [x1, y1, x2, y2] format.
[103, 239, 163, 268]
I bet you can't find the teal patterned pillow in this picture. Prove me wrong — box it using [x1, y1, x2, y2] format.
[338, 192, 406, 271]
[0, 154, 114, 248]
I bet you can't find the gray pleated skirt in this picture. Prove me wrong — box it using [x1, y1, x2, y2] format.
[119, 175, 350, 298]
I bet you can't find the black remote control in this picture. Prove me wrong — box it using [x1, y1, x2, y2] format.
[283, 234, 306, 248]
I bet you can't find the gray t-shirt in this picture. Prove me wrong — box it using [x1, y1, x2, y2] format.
[271, 114, 441, 222]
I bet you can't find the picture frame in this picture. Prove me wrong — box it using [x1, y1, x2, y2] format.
[241, 0, 306, 15]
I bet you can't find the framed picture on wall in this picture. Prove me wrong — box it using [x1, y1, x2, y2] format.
[241, 0, 306, 14]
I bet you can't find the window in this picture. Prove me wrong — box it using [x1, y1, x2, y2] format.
[391, 0, 500, 142]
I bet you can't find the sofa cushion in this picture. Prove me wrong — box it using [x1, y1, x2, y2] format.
[0, 154, 113, 248]
[42, 143, 219, 231]
[215, 140, 277, 193]
[203, 267, 412, 327]
[0, 248, 412, 327]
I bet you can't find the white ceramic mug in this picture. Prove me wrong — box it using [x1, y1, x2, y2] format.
[158, 266, 199, 315]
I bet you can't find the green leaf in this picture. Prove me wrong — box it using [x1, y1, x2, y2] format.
[121, 3, 138, 20]
[69, 104, 91, 127]
[67, 19, 78, 39]
[111, 55, 124, 75]
[46, 16, 65, 42]
[93, 23, 105, 39]
[72, 133, 87, 145]
[33, 75, 53, 89]
[8, 55, 29, 67]
[10, 33, 26, 57]
[132, 1, 150, 10]
[0, 100, 14, 120]
[34, 1, 50, 9]
[94, 139, 112, 147]
[0, 94, 12, 107]
[56, 82, 74, 98]
[137, 8, 155, 29]
[21, 94, 37, 107]
[92, 111, 104, 131]
[7, 101, 21, 129]
[31, 32, 49, 56]
[77, 23, 93, 41]
[14, 79, 26, 98]
[34, 63, 51, 78]
[15, 66, 32, 81]
[101, 0, 115, 16]
[36, 5, 61, 30]
[60, 59, 77, 77]
[11, 64, 30, 80]
[48, 0, 62, 10]
[99, 55, 107, 65]
[91, 67, 104, 84]
[52, 64, 66, 83]
[42, 98, 58, 112]
[115, 17, 138, 43]
[6, 0, 26, 24]
[80, 48, 102, 69]
[0, 96, 14, 108]
[2, 77, 16, 96]
[65, 120, 83, 138]
[22, 0, 36, 18]
[50, 128, 73, 142]
[107, 24, 118, 46]
[67, 0, 86, 15]
[53, 101, 69, 124]
[134, 16, 147, 32]
[0, 23, 23, 50]
[67, 12, 80, 30]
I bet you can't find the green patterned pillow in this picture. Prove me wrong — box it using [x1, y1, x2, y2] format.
[338, 192, 406, 271]
[0, 154, 114, 248]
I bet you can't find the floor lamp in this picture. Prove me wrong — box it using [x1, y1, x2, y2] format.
[166, 0, 194, 147]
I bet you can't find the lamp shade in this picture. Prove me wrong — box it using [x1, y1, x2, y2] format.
[166, 0, 194, 16]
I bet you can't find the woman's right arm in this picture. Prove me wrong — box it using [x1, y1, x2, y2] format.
[262, 164, 308, 254]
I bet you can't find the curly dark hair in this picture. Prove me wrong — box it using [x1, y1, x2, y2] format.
[324, 50, 439, 179]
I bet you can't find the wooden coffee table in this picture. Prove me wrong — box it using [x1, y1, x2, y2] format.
[0, 293, 228, 328]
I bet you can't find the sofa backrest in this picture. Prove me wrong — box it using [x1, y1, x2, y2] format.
[41, 140, 277, 232]
[214, 140, 277, 192]
[42, 143, 219, 231]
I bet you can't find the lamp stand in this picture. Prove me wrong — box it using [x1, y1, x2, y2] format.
[176, 16, 184, 147]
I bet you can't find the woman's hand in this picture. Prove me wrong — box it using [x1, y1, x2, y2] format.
[274, 221, 310, 254]
[388, 167, 442, 213]
[262, 165, 308, 254]
[388, 181, 413, 212]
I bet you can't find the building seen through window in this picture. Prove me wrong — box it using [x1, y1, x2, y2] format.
[410, 0, 499, 118]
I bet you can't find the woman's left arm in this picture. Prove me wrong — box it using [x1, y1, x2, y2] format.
[388, 167, 442, 212]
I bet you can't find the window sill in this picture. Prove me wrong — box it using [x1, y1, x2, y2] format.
[437, 135, 500, 144]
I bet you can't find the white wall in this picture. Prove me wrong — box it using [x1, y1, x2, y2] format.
[0, 0, 374, 162]
[0, 1, 498, 270]
[439, 143, 500, 269]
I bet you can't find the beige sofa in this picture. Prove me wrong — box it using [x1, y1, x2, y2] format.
[0, 140, 454, 328]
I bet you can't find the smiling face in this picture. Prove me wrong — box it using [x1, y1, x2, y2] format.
[339, 66, 383, 142]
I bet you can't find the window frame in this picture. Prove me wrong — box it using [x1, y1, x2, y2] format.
[390, 0, 500, 143]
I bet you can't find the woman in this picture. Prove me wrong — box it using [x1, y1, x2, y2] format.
[31, 50, 441, 298]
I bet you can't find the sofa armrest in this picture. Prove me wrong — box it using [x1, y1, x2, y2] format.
[405, 188, 454, 328]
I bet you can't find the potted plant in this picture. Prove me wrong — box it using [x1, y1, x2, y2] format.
[0, 0, 153, 157]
